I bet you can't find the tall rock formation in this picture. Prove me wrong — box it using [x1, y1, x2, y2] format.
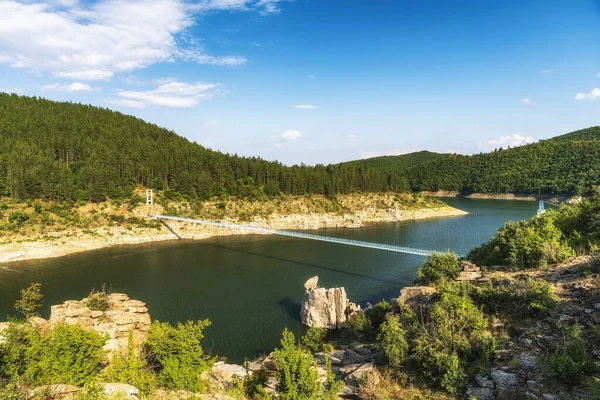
[300, 276, 357, 329]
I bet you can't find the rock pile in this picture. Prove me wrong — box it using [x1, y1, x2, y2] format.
[49, 292, 151, 354]
[300, 276, 359, 329]
[456, 260, 484, 281]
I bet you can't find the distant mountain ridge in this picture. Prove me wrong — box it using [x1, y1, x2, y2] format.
[363, 126, 600, 195]
[339, 150, 445, 173]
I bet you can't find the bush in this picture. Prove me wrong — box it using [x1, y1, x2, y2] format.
[300, 327, 327, 353]
[14, 282, 43, 318]
[415, 252, 462, 286]
[25, 324, 105, 385]
[401, 286, 495, 394]
[469, 213, 574, 269]
[272, 328, 342, 400]
[542, 325, 595, 386]
[347, 312, 373, 339]
[273, 328, 320, 400]
[474, 277, 557, 318]
[347, 300, 392, 341]
[0, 322, 39, 379]
[144, 320, 214, 392]
[378, 315, 408, 369]
[102, 331, 157, 395]
[86, 287, 109, 312]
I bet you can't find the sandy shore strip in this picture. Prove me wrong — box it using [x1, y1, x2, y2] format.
[0, 205, 467, 265]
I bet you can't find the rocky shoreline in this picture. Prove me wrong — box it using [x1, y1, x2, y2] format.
[0, 205, 466, 265]
[422, 191, 582, 203]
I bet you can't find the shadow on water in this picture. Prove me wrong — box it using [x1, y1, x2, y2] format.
[278, 297, 302, 322]
[202, 242, 404, 286]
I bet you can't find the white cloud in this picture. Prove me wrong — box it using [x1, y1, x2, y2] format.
[308, 75, 316, 79]
[480, 134, 536, 151]
[347, 134, 357, 138]
[540, 69, 554, 73]
[521, 98, 535, 105]
[42, 82, 93, 92]
[0, 0, 273, 81]
[274, 142, 283, 147]
[293, 104, 317, 109]
[205, 120, 218, 126]
[574, 88, 600, 101]
[280, 129, 302, 140]
[596, 73, 600, 78]
[114, 80, 221, 108]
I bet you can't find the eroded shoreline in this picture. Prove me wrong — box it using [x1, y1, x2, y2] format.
[0, 205, 466, 265]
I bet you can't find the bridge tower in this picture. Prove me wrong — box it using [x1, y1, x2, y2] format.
[537, 200, 546, 217]
[146, 189, 154, 217]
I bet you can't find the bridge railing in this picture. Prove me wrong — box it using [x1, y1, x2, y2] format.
[155, 215, 438, 257]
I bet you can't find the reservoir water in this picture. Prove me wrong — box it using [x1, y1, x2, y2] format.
[0, 198, 536, 361]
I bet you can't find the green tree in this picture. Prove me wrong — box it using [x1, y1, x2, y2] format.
[415, 252, 462, 286]
[378, 315, 408, 369]
[273, 328, 320, 400]
[14, 282, 43, 318]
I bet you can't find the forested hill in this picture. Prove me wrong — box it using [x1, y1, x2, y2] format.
[405, 127, 600, 195]
[338, 151, 444, 173]
[0, 94, 411, 202]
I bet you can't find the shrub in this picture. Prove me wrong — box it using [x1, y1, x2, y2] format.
[300, 327, 327, 353]
[378, 315, 408, 369]
[273, 328, 320, 400]
[144, 320, 214, 392]
[347, 300, 392, 341]
[347, 312, 373, 339]
[102, 331, 157, 395]
[542, 325, 595, 386]
[14, 282, 43, 318]
[0, 322, 39, 379]
[401, 286, 494, 394]
[86, 287, 109, 312]
[474, 277, 557, 318]
[365, 300, 392, 332]
[25, 323, 105, 385]
[414, 252, 462, 286]
[468, 213, 574, 269]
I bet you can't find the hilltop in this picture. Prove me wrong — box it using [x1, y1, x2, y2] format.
[338, 150, 444, 174]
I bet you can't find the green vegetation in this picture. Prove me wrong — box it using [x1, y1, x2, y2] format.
[273, 328, 342, 400]
[299, 327, 327, 353]
[542, 325, 595, 386]
[469, 191, 600, 268]
[414, 252, 462, 286]
[14, 282, 43, 318]
[144, 320, 214, 392]
[378, 315, 408, 369]
[403, 127, 600, 194]
[0, 93, 405, 203]
[347, 300, 392, 340]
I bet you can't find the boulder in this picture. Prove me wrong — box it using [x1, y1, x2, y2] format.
[476, 375, 495, 389]
[397, 286, 437, 305]
[101, 383, 139, 398]
[301, 277, 353, 329]
[29, 384, 80, 398]
[344, 363, 375, 386]
[28, 316, 49, 329]
[467, 387, 495, 400]
[491, 369, 518, 397]
[304, 276, 319, 291]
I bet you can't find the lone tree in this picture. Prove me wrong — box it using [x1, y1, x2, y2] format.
[14, 282, 43, 318]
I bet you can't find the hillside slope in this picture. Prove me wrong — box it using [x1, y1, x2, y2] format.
[404, 127, 600, 195]
[339, 150, 444, 173]
[0, 94, 403, 203]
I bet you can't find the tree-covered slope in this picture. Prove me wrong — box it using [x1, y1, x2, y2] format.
[405, 128, 600, 195]
[340, 150, 444, 174]
[0, 94, 408, 202]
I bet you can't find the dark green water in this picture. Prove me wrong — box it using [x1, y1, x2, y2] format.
[0, 198, 536, 361]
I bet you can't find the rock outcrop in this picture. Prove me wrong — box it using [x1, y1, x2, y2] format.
[397, 286, 437, 305]
[49, 292, 151, 355]
[300, 276, 359, 329]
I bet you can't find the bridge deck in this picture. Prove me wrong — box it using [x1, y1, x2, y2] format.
[156, 215, 435, 256]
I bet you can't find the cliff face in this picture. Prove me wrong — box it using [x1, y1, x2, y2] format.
[300, 276, 359, 329]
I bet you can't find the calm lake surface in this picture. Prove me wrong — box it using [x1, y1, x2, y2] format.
[0, 198, 536, 361]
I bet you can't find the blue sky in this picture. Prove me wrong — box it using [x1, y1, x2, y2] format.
[1, 0, 600, 165]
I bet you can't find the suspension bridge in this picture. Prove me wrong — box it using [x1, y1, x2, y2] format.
[154, 215, 435, 256]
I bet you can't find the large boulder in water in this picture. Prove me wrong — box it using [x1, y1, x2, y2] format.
[300, 276, 356, 329]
